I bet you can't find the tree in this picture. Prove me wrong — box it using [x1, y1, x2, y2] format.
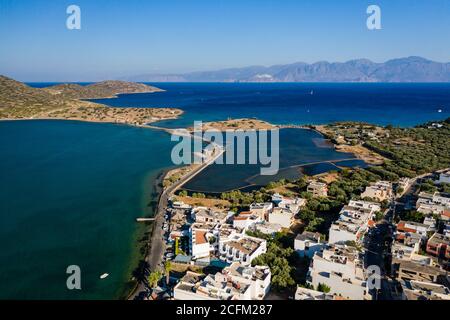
[147, 271, 162, 289]
[252, 242, 295, 290]
[164, 261, 172, 286]
[178, 190, 188, 197]
[317, 283, 331, 293]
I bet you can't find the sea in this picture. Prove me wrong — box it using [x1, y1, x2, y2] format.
[0, 82, 449, 299]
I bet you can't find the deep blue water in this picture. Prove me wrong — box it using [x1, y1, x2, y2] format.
[89, 82, 450, 128]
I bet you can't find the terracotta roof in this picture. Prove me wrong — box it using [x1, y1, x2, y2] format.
[396, 233, 406, 241]
[397, 221, 416, 233]
[195, 231, 208, 245]
[443, 210, 450, 218]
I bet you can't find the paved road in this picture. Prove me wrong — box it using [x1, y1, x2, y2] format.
[129, 145, 224, 299]
[364, 204, 394, 300]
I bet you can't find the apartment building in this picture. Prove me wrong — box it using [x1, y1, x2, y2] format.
[294, 231, 325, 258]
[219, 234, 267, 266]
[308, 245, 371, 300]
[328, 201, 380, 244]
[173, 263, 271, 300]
[361, 181, 393, 202]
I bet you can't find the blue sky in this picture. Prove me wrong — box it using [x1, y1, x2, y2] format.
[0, 0, 449, 81]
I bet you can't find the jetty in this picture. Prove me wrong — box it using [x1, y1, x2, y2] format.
[136, 217, 156, 222]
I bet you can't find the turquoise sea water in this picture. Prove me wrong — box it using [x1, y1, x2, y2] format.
[1, 83, 449, 299]
[0, 120, 176, 299]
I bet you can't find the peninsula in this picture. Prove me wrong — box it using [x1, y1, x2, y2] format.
[0, 76, 183, 125]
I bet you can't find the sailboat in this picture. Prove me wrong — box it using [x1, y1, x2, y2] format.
[310, 90, 314, 95]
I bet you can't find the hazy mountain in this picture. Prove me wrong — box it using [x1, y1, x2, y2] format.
[124, 57, 450, 83]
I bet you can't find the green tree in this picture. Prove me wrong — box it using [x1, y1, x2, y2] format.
[147, 271, 162, 289]
[317, 283, 331, 293]
[164, 261, 172, 286]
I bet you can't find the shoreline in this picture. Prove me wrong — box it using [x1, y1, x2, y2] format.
[121, 166, 175, 300]
[0, 115, 384, 300]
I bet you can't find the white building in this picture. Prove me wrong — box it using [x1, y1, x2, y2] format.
[249, 202, 273, 220]
[191, 207, 232, 224]
[268, 207, 294, 228]
[294, 231, 325, 258]
[251, 221, 282, 235]
[233, 211, 262, 230]
[173, 263, 271, 300]
[361, 181, 393, 202]
[219, 234, 267, 266]
[401, 280, 450, 300]
[307, 181, 328, 198]
[328, 201, 380, 244]
[171, 200, 192, 210]
[272, 194, 306, 214]
[308, 245, 371, 300]
[416, 192, 450, 217]
[189, 223, 217, 259]
[223, 263, 271, 300]
[396, 220, 429, 238]
[189, 222, 238, 259]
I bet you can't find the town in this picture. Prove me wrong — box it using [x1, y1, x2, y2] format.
[136, 164, 450, 301]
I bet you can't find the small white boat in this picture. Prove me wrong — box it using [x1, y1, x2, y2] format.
[438, 109, 443, 113]
[100, 273, 109, 279]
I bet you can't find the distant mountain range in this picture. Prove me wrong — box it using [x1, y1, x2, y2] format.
[123, 57, 450, 83]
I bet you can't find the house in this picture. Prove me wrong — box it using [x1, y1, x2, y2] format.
[391, 234, 432, 266]
[173, 263, 271, 300]
[423, 216, 437, 231]
[361, 181, 393, 202]
[401, 280, 450, 300]
[249, 202, 273, 220]
[307, 245, 372, 300]
[294, 231, 325, 258]
[189, 223, 216, 259]
[171, 200, 192, 210]
[391, 259, 446, 283]
[233, 211, 262, 230]
[271, 193, 306, 214]
[426, 233, 450, 260]
[396, 221, 429, 238]
[191, 207, 231, 224]
[416, 192, 450, 217]
[251, 221, 282, 235]
[307, 181, 328, 198]
[223, 262, 271, 300]
[189, 221, 242, 259]
[268, 207, 294, 228]
[218, 234, 267, 266]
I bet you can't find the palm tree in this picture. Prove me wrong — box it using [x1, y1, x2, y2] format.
[164, 261, 172, 286]
[147, 271, 162, 289]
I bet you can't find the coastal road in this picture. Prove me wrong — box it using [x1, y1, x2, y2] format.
[129, 144, 224, 299]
